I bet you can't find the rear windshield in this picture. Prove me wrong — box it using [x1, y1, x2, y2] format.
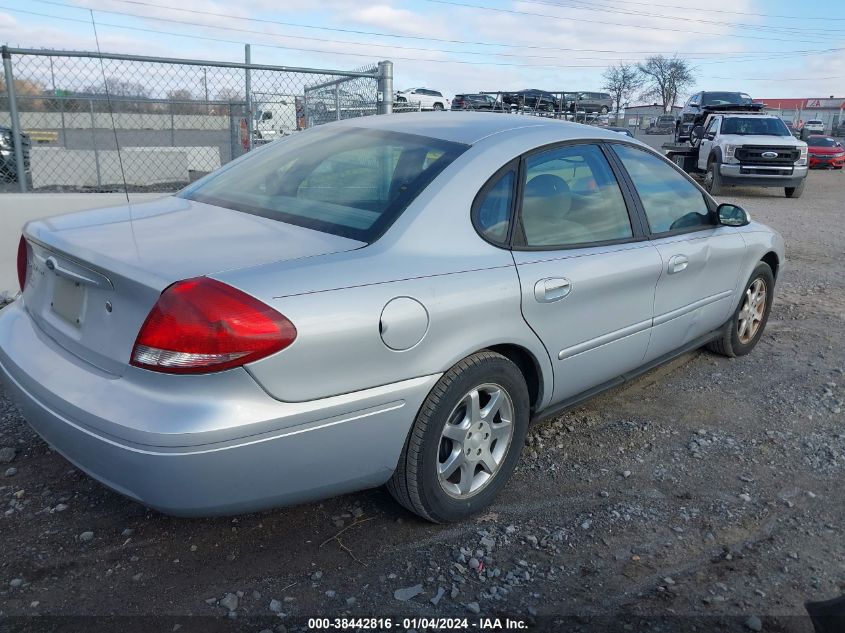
[702, 92, 752, 106]
[180, 128, 467, 242]
[721, 117, 790, 136]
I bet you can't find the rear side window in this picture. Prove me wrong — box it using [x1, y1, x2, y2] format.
[518, 144, 633, 248]
[181, 128, 467, 242]
[473, 167, 515, 244]
[612, 144, 712, 234]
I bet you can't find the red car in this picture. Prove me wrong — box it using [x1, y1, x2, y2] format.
[807, 135, 845, 169]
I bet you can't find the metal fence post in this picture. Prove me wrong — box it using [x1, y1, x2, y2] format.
[335, 84, 340, 121]
[244, 44, 253, 151]
[377, 60, 393, 115]
[2, 46, 28, 192]
[170, 101, 175, 147]
[89, 99, 101, 189]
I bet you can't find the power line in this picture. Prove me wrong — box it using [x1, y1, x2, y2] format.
[0, 5, 657, 68]
[549, 0, 845, 21]
[425, 0, 844, 44]
[31, 0, 844, 56]
[520, 0, 845, 35]
[4, 1, 842, 81]
[20, 1, 842, 69]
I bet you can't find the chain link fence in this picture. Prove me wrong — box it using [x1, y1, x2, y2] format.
[1, 47, 391, 193]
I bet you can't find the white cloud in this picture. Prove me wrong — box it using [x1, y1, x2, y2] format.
[1, 0, 842, 102]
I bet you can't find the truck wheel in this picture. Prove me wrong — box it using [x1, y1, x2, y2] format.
[705, 161, 723, 196]
[433, 103, 444, 111]
[785, 179, 805, 198]
[600, 106, 608, 114]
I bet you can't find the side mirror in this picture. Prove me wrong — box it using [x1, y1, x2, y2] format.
[689, 103, 699, 109]
[691, 125, 705, 143]
[717, 203, 750, 227]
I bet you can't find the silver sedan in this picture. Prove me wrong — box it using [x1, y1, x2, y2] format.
[0, 113, 784, 522]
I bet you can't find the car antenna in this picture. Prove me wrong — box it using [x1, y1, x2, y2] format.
[89, 9, 130, 206]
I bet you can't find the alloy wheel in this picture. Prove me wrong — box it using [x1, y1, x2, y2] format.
[437, 383, 515, 499]
[738, 278, 767, 344]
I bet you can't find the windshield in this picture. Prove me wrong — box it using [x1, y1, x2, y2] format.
[809, 137, 837, 147]
[702, 92, 752, 106]
[720, 117, 790, 136]
[180, 128, 467, 241]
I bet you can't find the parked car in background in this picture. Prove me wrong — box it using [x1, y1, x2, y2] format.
[606, 126, 634, 137]
[1, 113, 784, 522]
[502, 89, 560, 112]
[394, 88, 450, 111]
[676, 91, 756, 143]
[451, 94, 500, 111]
[784, 121, 801, 139]
[646, 115, 676, 135]
[0, 126, 31, 183]
[571, 92, 613, 114]
[806, 135, 845, 169]
[801, 119, 825, 140]
[833, 121, 845, 137]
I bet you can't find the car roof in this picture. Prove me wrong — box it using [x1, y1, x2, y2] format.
[332, 112, 628, 145]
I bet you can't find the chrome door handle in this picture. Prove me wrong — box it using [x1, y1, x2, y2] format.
[668, 255, 689, 275]
[534, 277, 572, 303]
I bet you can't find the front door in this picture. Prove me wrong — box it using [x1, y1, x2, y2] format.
[697, 115, 721, 171]
[511, 143, 662, 404]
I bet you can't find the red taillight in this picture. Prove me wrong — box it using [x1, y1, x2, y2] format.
[17, 236, 29, 292]
[130, 277, 296, 374]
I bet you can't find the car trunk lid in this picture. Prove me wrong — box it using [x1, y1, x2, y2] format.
[21, 195, 364, 375]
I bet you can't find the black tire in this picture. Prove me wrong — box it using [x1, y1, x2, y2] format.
[387, 351, 530, 523]
[708, 262, 775, 358]
[433, 103, 444, 111]
[705, 160, 723, 196]
[600, 106, 609, 114]
[785, 179, 805, 198]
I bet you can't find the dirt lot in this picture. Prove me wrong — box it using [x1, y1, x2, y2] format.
[1, 166, 843, 632]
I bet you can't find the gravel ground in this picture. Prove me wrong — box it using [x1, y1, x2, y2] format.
[0, 166, 843, 632]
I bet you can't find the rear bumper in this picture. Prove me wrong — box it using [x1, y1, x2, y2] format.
[0, 302, 438, 516]
[719, 163, 808, 188]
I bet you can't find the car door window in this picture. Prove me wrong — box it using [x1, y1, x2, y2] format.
[612, 144, 712, 234]
[518, 144, 633, 248]
[704, 117, 718, 136]
[473, 167, 516, 244]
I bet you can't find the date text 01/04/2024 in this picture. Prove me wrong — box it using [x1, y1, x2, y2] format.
[306, 617, 529, 630]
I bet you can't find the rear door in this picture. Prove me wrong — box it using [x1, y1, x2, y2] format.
[610, 143, 746, 362]
[510, 143, 662, 404]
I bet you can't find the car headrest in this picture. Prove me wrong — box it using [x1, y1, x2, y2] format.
[523, 174, 572, 220]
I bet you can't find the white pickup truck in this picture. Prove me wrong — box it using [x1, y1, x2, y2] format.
[666, 111, 808, 198]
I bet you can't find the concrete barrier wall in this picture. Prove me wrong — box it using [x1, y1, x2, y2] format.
[0, 111, 231, 131]
[30, 146, 221, 188]
[0, 193, 165, 298]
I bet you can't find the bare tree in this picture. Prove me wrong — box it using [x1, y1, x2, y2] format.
[637, 55, 694, 113]
[602, 63, 643, 117]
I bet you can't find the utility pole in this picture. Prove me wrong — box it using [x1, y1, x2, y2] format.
[244, 44, 253, 151]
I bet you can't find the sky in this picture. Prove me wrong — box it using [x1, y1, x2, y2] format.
[1, 0, 843, 103]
